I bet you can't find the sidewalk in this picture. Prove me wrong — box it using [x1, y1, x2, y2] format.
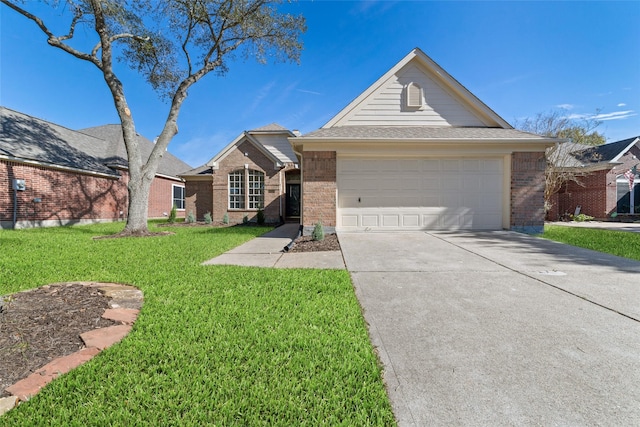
[547, 221, 640, 233]
[202, 223, 345, 269]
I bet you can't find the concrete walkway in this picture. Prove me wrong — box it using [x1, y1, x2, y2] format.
[340, 231, 640, 426]
[202, 223, 345, 269]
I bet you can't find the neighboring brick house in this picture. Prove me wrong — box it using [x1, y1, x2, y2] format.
[290, 48, 558, 234]
[180, 124, 299, 224]
[1, 106, 191, 229]
[549, 136, 640, 220]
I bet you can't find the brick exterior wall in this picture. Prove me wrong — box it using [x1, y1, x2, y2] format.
[511, 152, 546, 233]
[148, 175, 186, 219]
[1, 160, 185, 228]
[556, 171, 607, 219]
[552, 146, 640, 220]
[184, 179, 213, 221]
[1, 161, 128, 228]
[208, 140, 287, 224]
[302, 151, 336, 229]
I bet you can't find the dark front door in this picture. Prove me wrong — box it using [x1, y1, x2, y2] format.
[286, 184, 300, 217]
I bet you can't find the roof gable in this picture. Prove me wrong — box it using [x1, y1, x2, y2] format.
[572, 136, 640, 166]
[323, 48, 511, 129]
[205, 124, 297, 171]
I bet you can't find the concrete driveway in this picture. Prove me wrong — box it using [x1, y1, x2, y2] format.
[339, 231, 640, 426]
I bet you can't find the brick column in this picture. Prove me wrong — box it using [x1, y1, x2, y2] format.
[302, 151, 336, 233]
[511, 152, 546, 233]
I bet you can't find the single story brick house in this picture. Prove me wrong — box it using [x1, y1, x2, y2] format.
[180, 124, 300, 224]
[1, 106, 191, 229]
[290, 48, 558, 234]
[549, 136, 640, 220]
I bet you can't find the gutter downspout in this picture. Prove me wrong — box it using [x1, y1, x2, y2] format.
[13, 188, 18, 229]
[291, 142, 304, 230]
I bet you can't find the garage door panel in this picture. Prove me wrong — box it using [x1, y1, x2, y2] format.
[337, 158, 503, 231]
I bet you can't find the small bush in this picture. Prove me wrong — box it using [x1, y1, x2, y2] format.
[187, 211, 196, 223]
[223, 213, 229, 224]
[243, 215, 249, 225]
[204, 212, 212, 224]
[167, 205, 177, 223]
[573, 213, 594, 222]
[257, 209, 265, 226]
[312, 221, 324, 241]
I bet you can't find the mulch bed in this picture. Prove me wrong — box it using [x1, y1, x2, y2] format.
[0, 284, 116, 397]
[288, 234, 341, 252]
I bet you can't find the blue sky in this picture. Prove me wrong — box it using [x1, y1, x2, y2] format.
[2, 1, 639, 168]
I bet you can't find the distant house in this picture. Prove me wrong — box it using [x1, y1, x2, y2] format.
[291, 48, 557, 234]
[0, 106, 191, 229]
[549, 136, 640, 220]
[180, 124, 299, 224]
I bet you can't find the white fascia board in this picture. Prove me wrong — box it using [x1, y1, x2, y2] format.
[611, 137, 640, 163]
[206, 132, 246, 169]
[291, 139, 556, 156]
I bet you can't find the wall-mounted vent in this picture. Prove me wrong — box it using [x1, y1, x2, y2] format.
[406, 82, 423, 108]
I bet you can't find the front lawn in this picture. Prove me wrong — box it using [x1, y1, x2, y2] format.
[0, 223, 395, 426]
[543, 224, 640, 261]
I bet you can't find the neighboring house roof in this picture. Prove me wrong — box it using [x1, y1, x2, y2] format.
[80, 124, 192, 178]
[553, 136, 640, 170]
[0, 106, 192, 180]
[181, 124, 297, 177]
[1, 106, 120, 177]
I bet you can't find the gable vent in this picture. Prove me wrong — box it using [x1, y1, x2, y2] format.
[406, 82, 423, 108]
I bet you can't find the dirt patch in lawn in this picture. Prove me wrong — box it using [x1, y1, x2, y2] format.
[0, 284, 117, 397]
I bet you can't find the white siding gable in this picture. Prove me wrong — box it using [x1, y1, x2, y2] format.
[254, 133, 297, 164]
[333, 62, 486, 127]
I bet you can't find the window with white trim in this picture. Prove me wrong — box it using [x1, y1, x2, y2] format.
[247, 170, 265, 209]
[172, 185, 185, 210]
[229, 170, 245, 209]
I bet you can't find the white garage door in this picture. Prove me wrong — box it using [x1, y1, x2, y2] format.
[337, 158, 504, 231]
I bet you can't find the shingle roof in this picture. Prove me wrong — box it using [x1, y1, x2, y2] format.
[251, 123, 289, 132]
[572, 136, 640, 164]
[0, 106, 120, 177]
[80, 125, 192, 177]
[1, 106, 192, 178]
[301, 126, 556, 141]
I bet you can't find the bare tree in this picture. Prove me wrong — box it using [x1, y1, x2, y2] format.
[514, 109, 606, 215]
[2, 0, 306, 235]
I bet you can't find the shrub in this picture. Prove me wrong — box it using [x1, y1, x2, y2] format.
[168, 205, 177, 223]
[573, 213, 594, 222]
[243, 215, 249, 225]
[187, 211, 196, 223]
[312, 221, 324, 241]
[204, 212, 212, 224]
[223, 213, 229, 224]
[257, 209, 265, 226]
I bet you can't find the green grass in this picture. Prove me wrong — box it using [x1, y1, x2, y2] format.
[0, 222, 395, 426]
[543, 225, 640, 261]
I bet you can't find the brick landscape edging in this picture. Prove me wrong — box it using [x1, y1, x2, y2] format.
[0, 282, 143, 416]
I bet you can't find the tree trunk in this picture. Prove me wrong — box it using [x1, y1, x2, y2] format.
[122, 172, 153, 235]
